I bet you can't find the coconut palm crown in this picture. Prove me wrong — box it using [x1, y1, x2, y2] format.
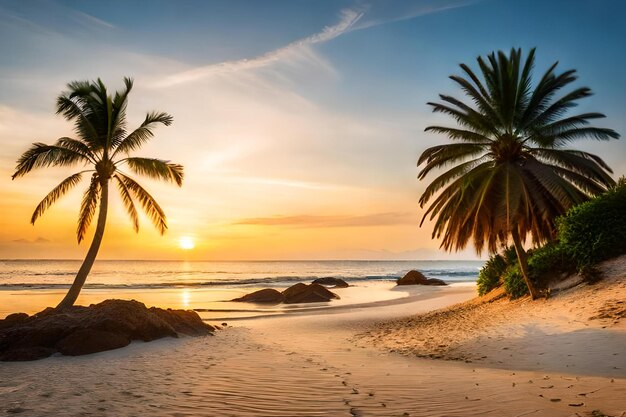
[418, 48, 619, 298]
[12, 78, 183, 308]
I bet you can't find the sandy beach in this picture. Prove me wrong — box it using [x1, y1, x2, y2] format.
[2, 267, 625, 416]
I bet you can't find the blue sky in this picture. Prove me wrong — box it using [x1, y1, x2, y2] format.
[0, 0, 624, 259]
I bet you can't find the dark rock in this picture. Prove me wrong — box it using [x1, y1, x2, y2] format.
[3, 312, 29, 323]
[397, 270, 429, 285]
[0, 299, 214, 361]
[397, 270, 447, 286]
[281, 283, 308, 300]
[282, 283, 340, 304]
[0, 346, 55, 361]
[149, 307, 216, 336]
[0, 313, 29, 331]
[57, 329, 130, 356]
[423, 278, 447, 286]
[233, 283, 340, 305]
[311, 277, 350, 288]
[232, 288, 285, 304]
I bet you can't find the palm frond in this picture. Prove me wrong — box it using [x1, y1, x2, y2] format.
[112, 112, 173, 156]
[31, 172, 84, 224]
[56, 91, 102, 151]
[114, 174, 139, 232]
[123, 157, 184, 186]
[54, 137, 97, 162]
[12, 143, 91, 179]
[424, 126, 491, 143]
[418, 143, 486, 178]
[419, 156, 489, 204]
[427, 101, 497, 136]
[77, 174, 101, 243]
[117, 173, 167, 234]
[109, 77, 134, 149]
[529, 148, 614, 184]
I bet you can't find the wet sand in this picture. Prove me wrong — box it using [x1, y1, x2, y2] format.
[1, 280, 625, 416]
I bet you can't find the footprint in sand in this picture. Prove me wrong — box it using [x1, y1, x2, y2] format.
[349, 407, 362, 416]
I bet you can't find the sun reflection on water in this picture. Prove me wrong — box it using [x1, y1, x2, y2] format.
[181, 290, 191, 308]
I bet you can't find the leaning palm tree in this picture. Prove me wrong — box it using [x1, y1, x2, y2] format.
[12, 78, 183, 309]
[418, 48, 619, 299]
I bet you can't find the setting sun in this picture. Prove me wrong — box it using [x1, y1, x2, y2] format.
[178, 236, 196, 250]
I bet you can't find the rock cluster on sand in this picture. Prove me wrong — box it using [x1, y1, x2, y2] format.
[233, 283, 340, 304]
[231, 288, 285, 304]
[397, 270, 447, 286]
[311, 277, 350, 288]
[0, 299, 214, 361]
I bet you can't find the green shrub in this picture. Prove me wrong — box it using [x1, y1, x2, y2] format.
[503, 264, 528, 299]
[477, 253, 506, 295]
[502, 245, 518, 265]
[527, 242, 573, 284]
[477, 246, 521, 296]
[557, 183, 626, 268]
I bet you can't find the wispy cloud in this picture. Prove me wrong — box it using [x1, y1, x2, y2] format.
[155, 9, 363, 87]
[353, 0, 479, 31]
[234, 211, 416, 228]
[72, 10, 115, 30]
[12, 237, 51, 244]
[154, 0, 478, 88]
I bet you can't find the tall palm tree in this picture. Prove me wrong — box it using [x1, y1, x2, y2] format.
[12, 78, 183, 309]
[418, 48, 619, 299]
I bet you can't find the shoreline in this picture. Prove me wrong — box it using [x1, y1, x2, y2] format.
[2, 275, 625, 416]
[0, 280, 474, 320]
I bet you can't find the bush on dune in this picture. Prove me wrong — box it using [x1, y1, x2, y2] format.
[527, 242, 574, 284]
[478, 247, 532, 299]
[557, 180, 626, 269]
[503, 265, 529, 299]
[477, 246, 516, 295]
[477, 254, 506, 296]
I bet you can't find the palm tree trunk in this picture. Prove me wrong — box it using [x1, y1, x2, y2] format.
[56, 181, 109, 309]
[511, 228, 539, 300]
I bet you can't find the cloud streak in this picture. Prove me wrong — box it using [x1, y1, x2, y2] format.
[12, 237, 51, 244]
[154, 0, 478, 88]
[155, 9, 363, 87]
[234, 211, 416, 228]
[352, 0, 479, 31]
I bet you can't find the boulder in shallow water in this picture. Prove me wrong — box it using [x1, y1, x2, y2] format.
[423, 277, 447, 286]
[0, 299, 214, 361]
[282, 283, 340, 304]
[397, 270, 447, 286]
[232, 288, 285, 304]
[311, 277, 350, 288]
[232, 283, 340, 304]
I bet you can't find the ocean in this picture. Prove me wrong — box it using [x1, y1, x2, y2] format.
[0, 259, 484, 318]
[0, 259, 483, 290]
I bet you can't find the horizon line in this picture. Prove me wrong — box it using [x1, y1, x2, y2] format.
[0, 258, 484, 262]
